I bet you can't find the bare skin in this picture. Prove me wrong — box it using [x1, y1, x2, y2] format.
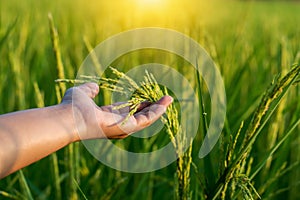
[0, 83, 173, 179]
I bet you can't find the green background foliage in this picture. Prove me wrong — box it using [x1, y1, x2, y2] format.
[0, 0, 299, 199]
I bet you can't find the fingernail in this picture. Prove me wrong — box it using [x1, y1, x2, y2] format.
[166, 96, 173, 104]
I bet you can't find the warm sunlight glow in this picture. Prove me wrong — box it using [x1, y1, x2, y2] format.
[139, 0, 162, 5]
[136, 0, 167, 10]
[127, 0, 198, 27]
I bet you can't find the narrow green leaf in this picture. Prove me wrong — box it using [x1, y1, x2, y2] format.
[18, 170, 33, 200]
[250, 118, 300, 179]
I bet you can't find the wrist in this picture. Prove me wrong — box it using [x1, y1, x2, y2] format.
[55, 103, 81, 143]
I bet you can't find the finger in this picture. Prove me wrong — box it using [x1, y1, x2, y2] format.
[155, 95, 173, 107]
[132, 95, 173, 131]
[136, 101, 152, 112]
[101, 101, 152, 114]
[101, 102, 130, 113]
[102, 97, 170, 114]
[108, 134, 128, 139]
[76, 82, 99, 99]
[99, 96, 173, 138]
[101, 101, 150, 114]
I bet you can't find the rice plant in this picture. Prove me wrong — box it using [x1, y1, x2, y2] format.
[58, 63, 300, 200]
[57, 65, 193, 199]
[211, 64, 300, 200]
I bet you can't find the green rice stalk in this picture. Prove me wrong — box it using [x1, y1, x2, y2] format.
[229, 178, 236, 199]
[246, 157, 253, 177]
[73, 178, 88, 200]
[34, 82, 62, 200]
[250, 118, 300, 180]
[0, 191, 19, 200]
[234, 174, 260, 200]
[66, 142, 78, 200]
[239, 64, 299, 159]
[225, 121, 244, 169]
[195, 60, 216, 189]
[48, 13, 66, 95]
[52, 85, 64, 200]
[56, 76, 126, 95]
[0, 17, 17, 48]
[55, 84, 62, 103]
[50, 153, 62, 200]
[211, 64, 300, 200]
[100, 177, 128, 200]
[259, 161, 286, 195]
[293, 78, 300, 85]
[230, 119, 300, 198]
[83, 36, 102, 75]
[241, 64, 300, 149]
[33, 82, 45, 108]
[147, 173, 154, 200]
[57, 67, 192, 200]
[175, 137, 193, 200]
[221, 121, 244, 199]
[9, 52, 25, 109]
[264, 180, 300, 199]
[220, 181, 229, 200]
[8, 21, 28, 110]
[18, 170, 33, 200]
[49, 13, 78, 199]
[83, 38, 119, 105]
[130, 173, 154, 200]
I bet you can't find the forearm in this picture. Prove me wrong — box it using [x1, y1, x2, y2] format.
[0, 104, 77, 178]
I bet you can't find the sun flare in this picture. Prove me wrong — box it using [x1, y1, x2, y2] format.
[139, 0, 162, 5]
[136, 0, 167, 9]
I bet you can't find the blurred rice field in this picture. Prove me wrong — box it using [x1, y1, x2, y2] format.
[0, 0, 300, 199]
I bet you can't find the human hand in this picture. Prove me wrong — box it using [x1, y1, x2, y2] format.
[0, 82, 173, 178]
[62, 83, 173, 140]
